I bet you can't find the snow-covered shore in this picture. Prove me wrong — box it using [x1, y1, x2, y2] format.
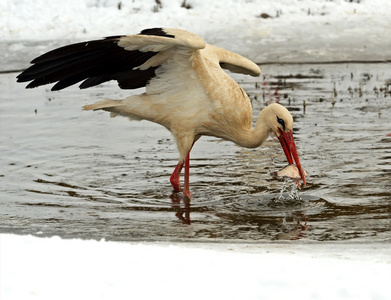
[1, 234, 390, 300]
[1, 0, 391, 65]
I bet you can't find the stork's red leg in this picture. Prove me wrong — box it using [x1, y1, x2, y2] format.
[170, 141, 195, 195]
[170, 162, 183, 192]
[183, 150, 192, 198]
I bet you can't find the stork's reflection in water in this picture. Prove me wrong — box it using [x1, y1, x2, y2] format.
[170, 192, 191, 225]
[170, 191, 308, 240]
[278, 211, 308, 240]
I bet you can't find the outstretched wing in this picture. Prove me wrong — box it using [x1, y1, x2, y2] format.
[16, 28, 206, 91]
[215, 46, 261, 77]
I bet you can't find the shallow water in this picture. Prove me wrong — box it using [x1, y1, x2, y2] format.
[1, 62, 390, 242]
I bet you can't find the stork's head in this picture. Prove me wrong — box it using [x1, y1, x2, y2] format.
[263, 103, 306, 188]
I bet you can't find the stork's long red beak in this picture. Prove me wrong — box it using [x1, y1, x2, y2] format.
[277, 128, 306, 188]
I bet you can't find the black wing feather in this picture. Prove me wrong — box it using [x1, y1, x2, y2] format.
[139, 28, 175, 38]
[17, 31, 172, 91]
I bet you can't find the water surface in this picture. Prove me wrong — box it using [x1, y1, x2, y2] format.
[1, 63, 390, 242]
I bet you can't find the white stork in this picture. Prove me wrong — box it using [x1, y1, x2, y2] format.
[17, 28, 306, 198]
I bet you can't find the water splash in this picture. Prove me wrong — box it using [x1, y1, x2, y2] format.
[277, 179, 302, 202]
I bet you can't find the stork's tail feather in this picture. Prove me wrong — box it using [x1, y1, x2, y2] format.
[82, 98, 143, 120]
[82, 99, 124, 111]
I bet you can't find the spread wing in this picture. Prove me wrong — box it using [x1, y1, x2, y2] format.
[16, 28, 206, 91]
[215, 47, 261, 77]
[17, 27, 260, 92]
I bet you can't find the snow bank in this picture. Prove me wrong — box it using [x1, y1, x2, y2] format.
[1, 234, 390, 300]
[1, 0, 391, 63]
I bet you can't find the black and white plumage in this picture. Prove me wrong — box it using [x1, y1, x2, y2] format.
[17, 28, 306, 198]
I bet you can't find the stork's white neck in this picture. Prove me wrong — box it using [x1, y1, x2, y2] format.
[233, 113, 271, 149]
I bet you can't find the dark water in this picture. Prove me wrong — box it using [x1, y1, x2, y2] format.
[1, 63, 390, 242]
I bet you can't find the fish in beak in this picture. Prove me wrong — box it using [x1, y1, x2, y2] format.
[277, 128, 306, 188]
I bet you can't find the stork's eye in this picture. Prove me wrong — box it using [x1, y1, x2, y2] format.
[276, 116, 285, 131]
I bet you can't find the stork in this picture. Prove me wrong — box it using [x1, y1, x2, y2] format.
[17, 28, 306, 198]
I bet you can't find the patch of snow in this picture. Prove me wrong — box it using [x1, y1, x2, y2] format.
[1, 234, 390, 300]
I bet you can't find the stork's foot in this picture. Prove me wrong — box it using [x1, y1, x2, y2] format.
[170, 173, 181, 192]
[183, 188, 192, 199]
[170, 162, 184, 192]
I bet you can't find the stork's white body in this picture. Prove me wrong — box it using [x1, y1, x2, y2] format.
[83, 31, 261, 162]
